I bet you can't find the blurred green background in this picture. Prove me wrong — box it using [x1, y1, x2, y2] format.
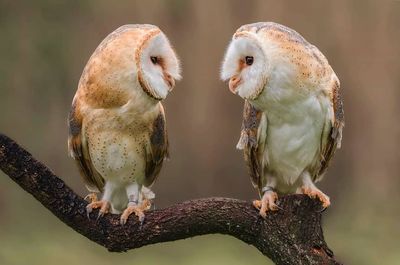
[1, 0, 400, 264]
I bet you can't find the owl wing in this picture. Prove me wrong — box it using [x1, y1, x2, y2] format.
[237, 100, 267, 196]
[143, 104, 169, 187]
[316, 80, 345, 179]
[68, 101, 104, 192]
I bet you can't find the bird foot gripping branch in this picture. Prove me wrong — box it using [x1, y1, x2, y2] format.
[221, 22, 344, 219]
[86, 200, 111, 219]
[120, 199, 152, 225]
[0, 134, 343, 264]
[252, 190, 279, 218]
[0, 21, 344, 265]
[301, 186, 331, 208]
[68, 24, 180, 226]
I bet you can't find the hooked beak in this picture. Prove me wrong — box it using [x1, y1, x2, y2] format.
[229, 75, 242, 94]
[164, 73, 175, 91]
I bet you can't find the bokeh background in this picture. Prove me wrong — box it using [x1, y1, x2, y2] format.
[1, 0, 400, 264]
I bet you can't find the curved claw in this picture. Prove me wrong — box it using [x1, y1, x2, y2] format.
[96, 210, 106, 221]
[86, 206, 92, 219]
[86, 204, 94, 219]
[317, 206, 328, 213]
[120, 200, 151, 225]
[138, 213, 145, 225]
[120, 206, 145, 225]
[86, 200, 110, 220]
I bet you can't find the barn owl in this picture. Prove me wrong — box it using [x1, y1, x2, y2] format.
[221, 22, 344, 217]
[68, 24, 181, 224]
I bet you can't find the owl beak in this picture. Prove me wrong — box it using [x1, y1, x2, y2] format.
[164, 73, 175, 91]
[229, 75, 242, 94]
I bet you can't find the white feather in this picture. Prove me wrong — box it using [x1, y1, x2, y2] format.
[222, 30, 336, 188]
[220, 34, 269, 100]
[140, 33, 181, 99]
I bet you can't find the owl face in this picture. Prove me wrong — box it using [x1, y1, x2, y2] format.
[80, 24, 181, 104]
[137, 28, 182, 100]
[221, 31, 269, 100]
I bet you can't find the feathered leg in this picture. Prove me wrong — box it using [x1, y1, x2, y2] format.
[86, 182, 114, 219]
[120, 183, 151, 225]
[253, 175, 279, 218]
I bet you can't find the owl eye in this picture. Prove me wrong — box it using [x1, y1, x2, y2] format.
[150, 56, 158, 64]
[245, 56, 254, 66]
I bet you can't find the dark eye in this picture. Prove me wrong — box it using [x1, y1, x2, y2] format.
[245, 56, 254, 66]
[150, 56, 158, 64]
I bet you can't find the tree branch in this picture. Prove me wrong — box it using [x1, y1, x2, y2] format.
[0, 133, 342, 265]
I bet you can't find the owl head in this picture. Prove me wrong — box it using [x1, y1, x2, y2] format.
[221, 22, 322, 101]
[81, 24, 181, 102]
[220, 24, 271, 100]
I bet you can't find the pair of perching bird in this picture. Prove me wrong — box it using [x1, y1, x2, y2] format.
[68, 22, 344, 224]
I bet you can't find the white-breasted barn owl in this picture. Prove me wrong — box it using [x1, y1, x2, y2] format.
[221, 22, 344, 217]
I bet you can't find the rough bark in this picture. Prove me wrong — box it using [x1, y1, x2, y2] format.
[0, 133, 342, 265]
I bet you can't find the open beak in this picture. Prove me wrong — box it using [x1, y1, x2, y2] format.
[229, 75, 242, 94]
[164, 73, 175, 91]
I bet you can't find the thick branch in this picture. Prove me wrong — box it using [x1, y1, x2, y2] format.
[0, 134, 342, 265]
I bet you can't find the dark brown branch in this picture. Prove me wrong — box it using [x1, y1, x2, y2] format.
[0, 133, 342, 265]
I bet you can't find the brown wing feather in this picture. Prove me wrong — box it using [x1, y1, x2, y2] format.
[238, 100, 265, 195]
[143, 104, 169, 187]
[68, 101, 104, 192]
[317, 80, 344, 178]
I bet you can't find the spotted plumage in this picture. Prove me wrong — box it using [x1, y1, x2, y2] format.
[68, 24, 181, 224]
[221, 22, 344, 217]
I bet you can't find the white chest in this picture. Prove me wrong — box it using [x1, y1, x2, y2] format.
[253, 86, 330, 185]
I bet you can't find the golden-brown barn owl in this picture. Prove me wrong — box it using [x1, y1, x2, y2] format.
[68, 24, 181, 224]
[221, 22, 344, 218]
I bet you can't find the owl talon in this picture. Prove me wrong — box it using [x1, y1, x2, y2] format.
[301, 187, 330, 208]
[120, 200, 151, 225]
[96, 212, 102, 221]
[120, 206, 144, 225]
[96, 210, 106, 221]
[253, 200, 262, 210]
[254, 191, 279, 218]
[138, 215, 145, 225]
[86, 200, 110, 219]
